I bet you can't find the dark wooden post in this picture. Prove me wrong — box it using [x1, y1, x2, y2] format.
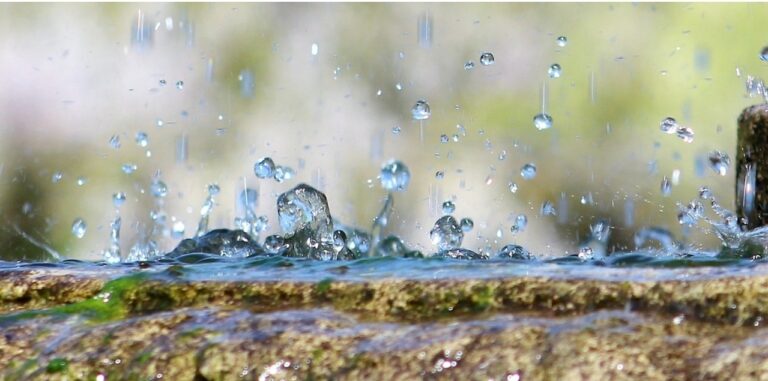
[736, 104, 768, 230]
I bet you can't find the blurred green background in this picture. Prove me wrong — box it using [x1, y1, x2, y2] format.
[0, 3, 766, 260]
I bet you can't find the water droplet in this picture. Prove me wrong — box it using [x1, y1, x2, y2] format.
[659, 117, 679, 134]
[435, 171, 444, 179]
[498, 244, 531, 260]
[156, 119, 164, 127]
[273, 166, 295, 183]
[135, 132, 149, 147]
[332, 230, 347, 253]
[520, 163, 537, 180]
[159, 79, 166, 86]
[760, 46, 768, 62]
[380, 160, 410, 191]
[76, 177, 87, 186]
[498, 150, 507, 161]
[277, 184, 334, 259]
[708, 150, 730, 176]
[392, 126, 401, 134]
[676, 126, 695, 143]
[121, 163, 137, 174]
[452, 134, 460, 142]
[464, 61, 475, 70]
[510, 214, 528, 233]
[175, 80, 184, 89]
[556, 36, 568, 47]
[51, 171, 63, 183]
[459, 217, 474, 232]
[540, 200, 557, 216]
[207, 183, 220, 196]
[699, 186, 713, 200]
[479, 52, 495, 66]
[171, 221, 185, 239]
[441, 200, 456, 215]
[311, 43, 319, 56]
[508, 182, 518, 193]
[395, 82, 403, 91]
[578, 246, 594, 261]
[254, 157, 276, 179]
[150, 179, 168, 198]
[71, 218, 87, 239]
[376, 89, 383, 96]
[109, 135, 121, 149]
[533, 113, 553, 130]
[547, 63, 562, 78]
[264, 235, 288, 255]
[440, 134, 449, 143]
[411, 100, 431, 120]
[429, 215, 463, 251]
[661, 176, 672, 196]
[113, 192, 127, 208]
[677, 201, 703, 227]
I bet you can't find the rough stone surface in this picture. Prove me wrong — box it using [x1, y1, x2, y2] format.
[4, 266, 768, 379]
[1, 307, 766, 381]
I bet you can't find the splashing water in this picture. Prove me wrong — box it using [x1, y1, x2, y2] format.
[429, 215, 463, 252]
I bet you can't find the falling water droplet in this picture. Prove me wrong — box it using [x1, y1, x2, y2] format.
[547, 63, 562, 78]
[429, 215, 463, 251]
[435, 171, 445, 179]
[411, 100, 431, 120]
[392, 126, 401, 134]
[760, 46, 768, 62]
[171, 221, 185, 239]
[540, 201, 557, 216]
[556, 36, 568, 47]
[380, 160, 410, 191]
[520, 163, 537, 180]
[395, 82, 403, 91]
[708, 151, 731, 176]
[508, 182, 518, 193]
[479, 52, 495, 66]
[464, 61, 475, 70]
[159, 79, 166, 86]
[71, 218, 87, 239]
[511, 214, 527, 233]
[311, 42, 319, 56]
[121, 163, 137, 174]
[207, 183, 220, 196]
[459, 217, 474, 232]
[76, 177, 87, 186]
[135, 132, 149, 147]
[441, 200, 456, 215]
[150, 179, 168, 198]
[113, 192, 127, 208]
[661, 176, 672, 196]
[175, 80, 184, 89]
[273, 166, 295, 183]
[109, 135, 121, 149]
[676, 126, 695, 143]
[659, 117, 679, 134]
[533, 113, 553, 130]
[254, 157, 276, 179]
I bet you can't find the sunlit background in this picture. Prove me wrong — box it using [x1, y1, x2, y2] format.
[1, 3, 767, 261]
